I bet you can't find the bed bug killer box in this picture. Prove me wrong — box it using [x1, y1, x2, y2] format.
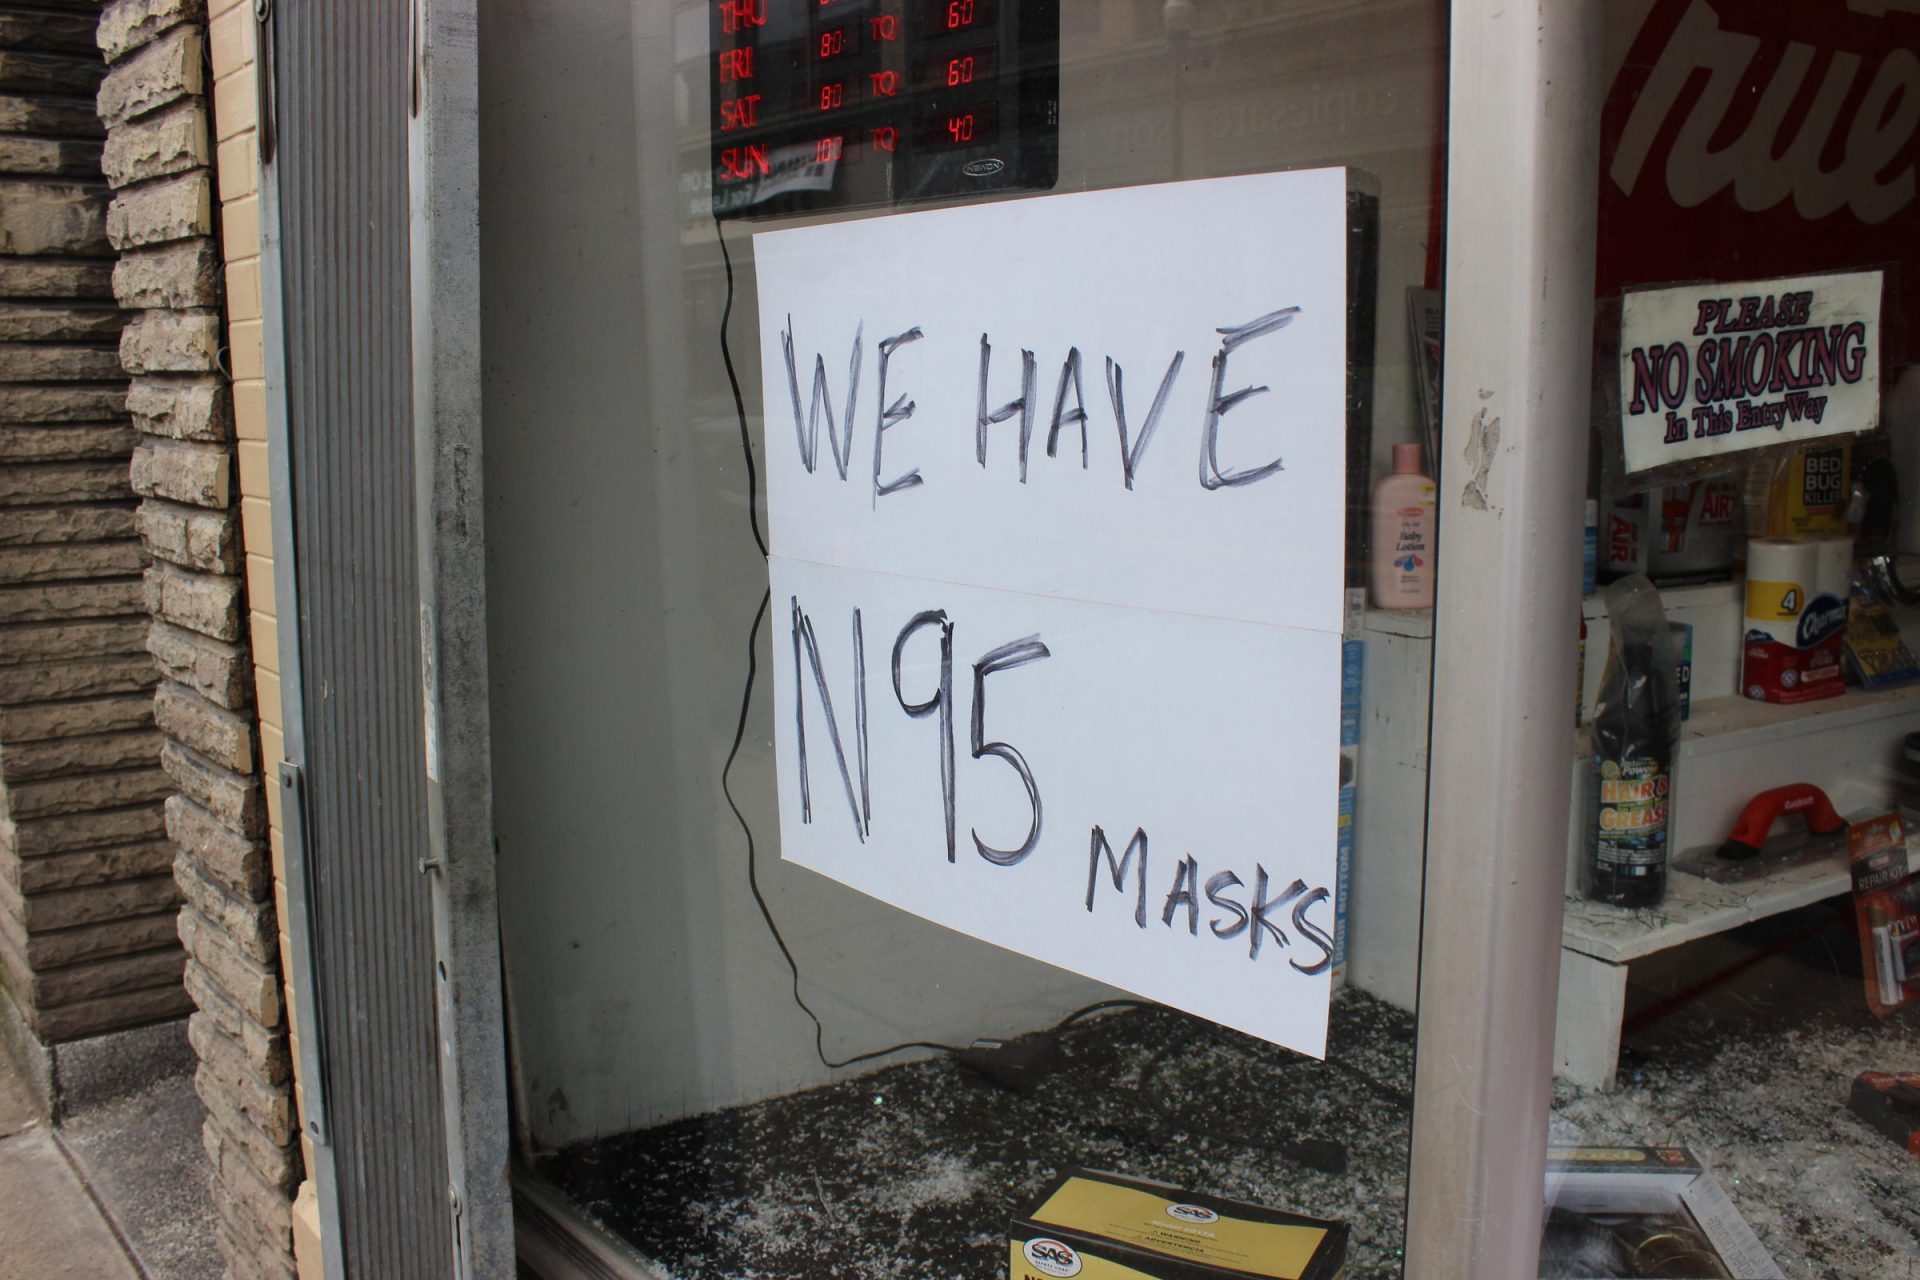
[1011, 1170, 1349, 1280]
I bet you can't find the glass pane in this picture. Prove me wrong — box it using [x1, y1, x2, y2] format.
[1547, 2, 1920, 1277]
[481, 2, 1450, 1275]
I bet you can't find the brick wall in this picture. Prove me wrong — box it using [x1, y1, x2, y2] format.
[96, 0, 302, 1274]
[0, 0, 186, 1047]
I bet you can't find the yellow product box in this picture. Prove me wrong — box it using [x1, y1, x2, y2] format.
[1010, 1169, 1348, 1280]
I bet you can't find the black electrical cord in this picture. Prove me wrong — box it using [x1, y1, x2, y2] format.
[716, 211, 964, 1071]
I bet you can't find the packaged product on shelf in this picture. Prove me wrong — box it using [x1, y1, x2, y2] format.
[1649, 475, 1741, 584]
[1848, 814, 1920, 1017]
[1540, 1146, 1783, 1279]
[1369, 443, 1436, 609]
[1011, 1169, 1347, 1280]
[1584, 575, 1683, 908]
[1742, 536, 1849, 703]
[1760, 440, 1854, 538]
[1600, 477, 1739, 586]
[1842, 586, 1920, 690]
[1669, 621, 1692, 721]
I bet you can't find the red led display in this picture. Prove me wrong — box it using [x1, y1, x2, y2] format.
[919, 0, 996, 36]
[816, 26, 856, 59]
[920, 100, 999, 148]
[918, 43, 996, 87]
[816, 78, 858, 112]
[710, 0, 1057, 212]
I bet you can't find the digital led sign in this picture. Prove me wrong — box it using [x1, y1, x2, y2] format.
[709, 0, 1058, 217]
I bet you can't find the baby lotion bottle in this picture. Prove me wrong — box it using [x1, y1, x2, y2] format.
[1371, 443, 1436, 608]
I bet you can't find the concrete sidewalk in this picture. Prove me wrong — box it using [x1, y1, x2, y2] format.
[0, 1025, 220, 1280]
[0, 1049, 139, 1280]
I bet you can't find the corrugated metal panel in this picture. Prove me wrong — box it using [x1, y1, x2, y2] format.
[274, 1, 454, 1274]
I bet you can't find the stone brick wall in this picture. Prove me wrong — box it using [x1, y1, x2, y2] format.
[0, 0, 187, 1046]
[96, 0, 301, 1275]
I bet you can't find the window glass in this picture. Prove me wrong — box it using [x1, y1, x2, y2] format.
[483, 2, 1451, 1275]
[1545, 3, 1920, 1277]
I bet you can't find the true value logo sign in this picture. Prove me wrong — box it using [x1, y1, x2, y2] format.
[1618, 269, 1882, 475]
[755, 171, 1347, 1056]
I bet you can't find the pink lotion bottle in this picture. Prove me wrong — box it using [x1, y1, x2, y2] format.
[1371, 442, 1436, 609]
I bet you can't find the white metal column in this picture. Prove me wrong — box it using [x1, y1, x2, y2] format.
[1405, 1, 1603, 1274]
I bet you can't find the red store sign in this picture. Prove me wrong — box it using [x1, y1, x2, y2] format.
[1600, 0, 1920, 368]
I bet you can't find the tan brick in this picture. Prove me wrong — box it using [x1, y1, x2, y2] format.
[211, 64, 256, 142]
[230, 379, 265, 441]
[224, 257, 260, 323]
[220, 193, 258, 260]
[248, 611, 276, 673]
[207, 4, 252, 76]
[215, 133, 256, 204]
[239, 496, 270, 554]
[243, 552, 272, 614]
[253, 667, 278, 727]
[228, 317, 262, 381]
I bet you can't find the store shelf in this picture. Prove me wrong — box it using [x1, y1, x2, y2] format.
[1676, 681, 1920, 760]
[1571, 680, 1920, 760]
[1561, 856, 1851, 965]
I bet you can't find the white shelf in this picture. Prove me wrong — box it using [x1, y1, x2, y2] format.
[1571, 681, 1920, 760]
[1562, 857, 1852, 965]
[1677, 681, 1920, 760]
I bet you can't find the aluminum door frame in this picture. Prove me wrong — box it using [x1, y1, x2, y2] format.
[256, 0, 511, 1273]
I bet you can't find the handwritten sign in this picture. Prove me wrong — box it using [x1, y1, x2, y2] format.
[757, 171, 1348, 1056]
[1618, 270, 1882, 475]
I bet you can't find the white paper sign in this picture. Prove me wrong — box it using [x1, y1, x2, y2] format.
[1619, 270, 1882, 474]
[756, 171, 1349, 1056]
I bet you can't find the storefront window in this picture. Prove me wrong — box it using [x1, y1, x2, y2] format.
[1542, 2, 1920, 1276]
[483, 1, 1455, 1276]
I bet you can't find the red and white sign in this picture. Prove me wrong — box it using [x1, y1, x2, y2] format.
[1601, 0, 1919, 368]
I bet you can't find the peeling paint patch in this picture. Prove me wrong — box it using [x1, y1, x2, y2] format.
[1461, 405, 1502, 512]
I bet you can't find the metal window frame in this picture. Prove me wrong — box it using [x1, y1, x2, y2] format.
[253, 0, 1605, 1272]
[257, 0, 512, 1274]
[1406, 0, 1604, 1273]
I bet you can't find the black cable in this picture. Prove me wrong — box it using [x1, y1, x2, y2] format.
[714, 211, 768, 560]
[715, 211, 960, 1071]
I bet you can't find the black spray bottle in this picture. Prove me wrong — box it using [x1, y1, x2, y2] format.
[1584, 574, 1682, 908]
